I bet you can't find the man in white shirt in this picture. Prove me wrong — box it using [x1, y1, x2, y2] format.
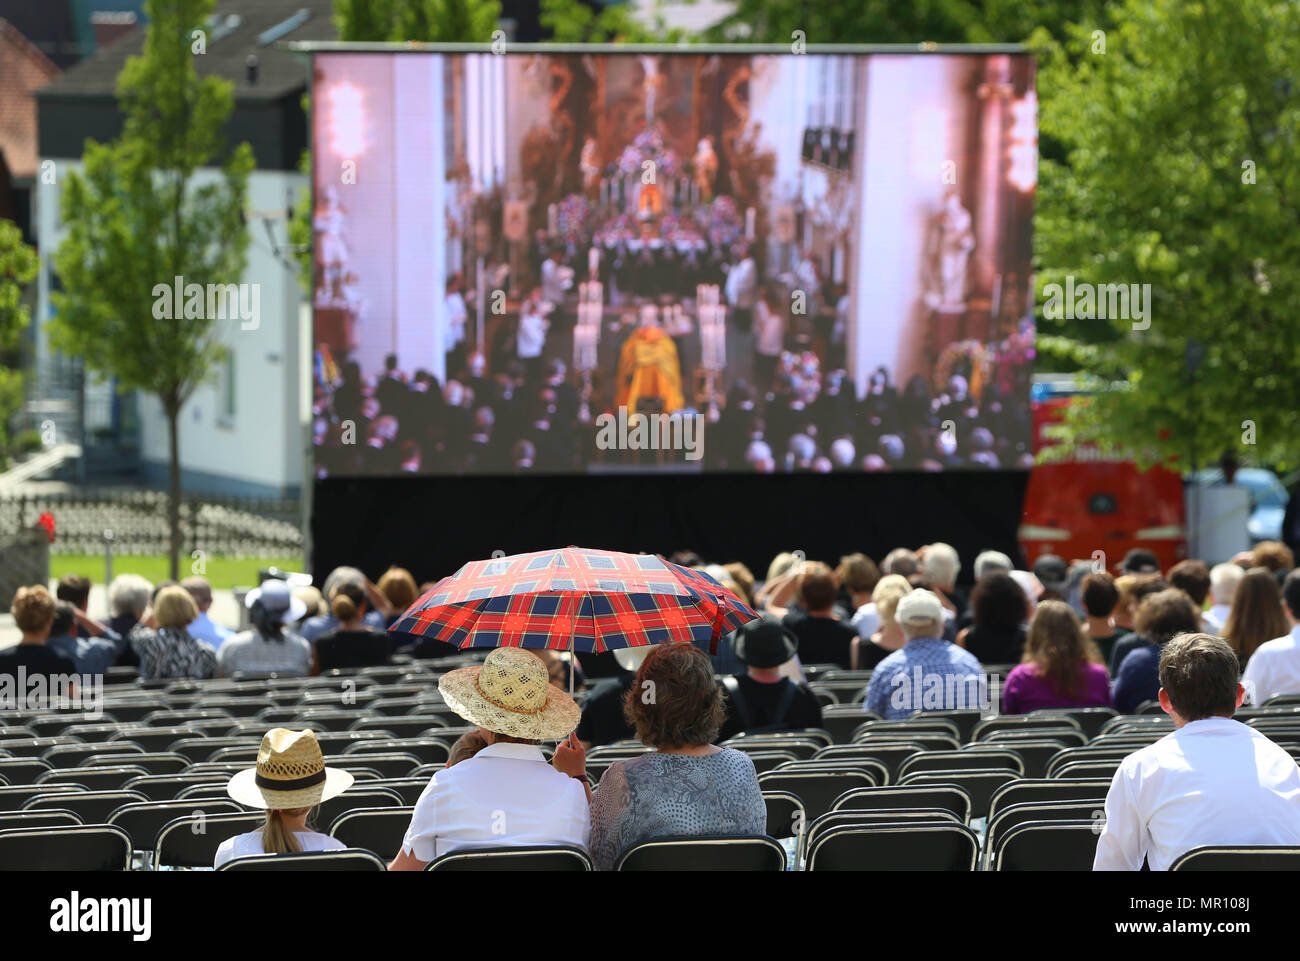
[1202, 562, 1242, 635]
[389, 647, 590, 869]
[1241, 571, 1300, 705]
[1094, 632, 1300, 870]
[540, 250, 572, 306]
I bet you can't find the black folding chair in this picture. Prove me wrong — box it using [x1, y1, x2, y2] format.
[329, 806, 415, 857]
[772, 759, 890, 785]
[615, 835, 786, 871]
[344, 738, 452, 766]
[427, 844, 594, 871]
[317, 786, 405, 829]
[111, 727, 201, 752]
[963, 740, 1067, 780]
[987, 779, 1112, 824]
[831, 784, 973, 823]
[1028, 707, 1117, 740]
[81, 752, 190, 776]
[1170, 845, 1300, 871]
[367, 778, 431, 805]
[0, 783, 85, 812]
[0, 824, 132, 870]
[758, 770, 878, 821]
[984, 728, 1088, 749]
[972, 715, 1084, 742]
[813, 743, 924, 780]
[154, 811, 265, 869]
[322, 752, 421, 779]
[218, 848, 387, 871]
[108, 799, 245, 855]
[1053, 759, 1122, 780]
[38, 766, 151, 792]
[41, 741, 145, 768]
[898, 750, 1024, 780]
[805, 821, 979, 870]
[762, 789, 805, 846]
[123, 773, 229, 802]
[0, 809, 82, 831]
[1044, 746, 1135, 778]
[910, 710, 982, 744]
[990, 820, 1101, 870]
[0, 757, 54, 785]
[987, 798, 1103, 856]
[896, 769, 1019, 820]
[818, 709, 882, 744]
[23, 789, 147, 823]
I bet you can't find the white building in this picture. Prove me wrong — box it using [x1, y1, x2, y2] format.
[31, 0, 336, 497]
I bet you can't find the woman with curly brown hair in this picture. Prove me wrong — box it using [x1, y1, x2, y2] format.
[582, 642, 766, 870]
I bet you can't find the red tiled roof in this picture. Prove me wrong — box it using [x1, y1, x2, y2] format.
[0, 16, 61, 178]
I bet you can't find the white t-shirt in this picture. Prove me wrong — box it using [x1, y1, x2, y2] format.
[213, 829, 345, 868]
[517, 310, 548, 359]
[754, 301, 784, 357]
[1242, 625, 1300, 705]
[400, 741, 590, 864]
[1094, 717, 1300, 870]
[446, 292, 468, 350]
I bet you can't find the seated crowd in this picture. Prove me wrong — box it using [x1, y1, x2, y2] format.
[3, 538, 1300, 870]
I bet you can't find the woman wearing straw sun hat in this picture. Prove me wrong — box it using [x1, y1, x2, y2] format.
[389, 647, 590, 870]
[213, 728, 354, 868]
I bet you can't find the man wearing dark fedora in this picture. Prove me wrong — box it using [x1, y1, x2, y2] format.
[717, 618, 823, 741]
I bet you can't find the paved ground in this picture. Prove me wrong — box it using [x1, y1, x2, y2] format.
[0, 584, 244, 650]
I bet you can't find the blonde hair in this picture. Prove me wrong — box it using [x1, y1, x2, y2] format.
[261, 807, 310, 855]
[766, 552, 796, 582]
[872, 575, 913, 628]
[154, 585, 199, 629]
[11, 585, 55, 633]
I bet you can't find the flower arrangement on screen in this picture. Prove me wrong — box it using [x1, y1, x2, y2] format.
[615, 130, 681, 179]
[557, 193, 593, 243]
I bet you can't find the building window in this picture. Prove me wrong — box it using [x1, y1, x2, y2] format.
[218, 351, 236, 427]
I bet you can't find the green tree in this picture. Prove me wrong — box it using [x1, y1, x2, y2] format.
[540, 0, 681, 42]
[50, 0, 254, 578]
[0, 220, 37, 468]
[1035, 0, 1300, 472]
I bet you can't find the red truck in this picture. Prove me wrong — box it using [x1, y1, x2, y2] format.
[1018, 383, 1187, 573]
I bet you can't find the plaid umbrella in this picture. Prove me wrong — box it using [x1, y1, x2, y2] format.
[389, 546, 758, 656]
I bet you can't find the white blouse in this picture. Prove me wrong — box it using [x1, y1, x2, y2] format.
[213, 829, 345, 868]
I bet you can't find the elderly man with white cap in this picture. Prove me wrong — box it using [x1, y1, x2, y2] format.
[862, 590, 987, 720]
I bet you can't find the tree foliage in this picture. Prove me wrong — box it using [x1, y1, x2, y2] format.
[1035, 0, 1300, 471]
[50, 0, 254, 575]
[0, 220, 37, 467]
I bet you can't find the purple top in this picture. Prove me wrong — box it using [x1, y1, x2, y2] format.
[1001, 661, 1112, 714]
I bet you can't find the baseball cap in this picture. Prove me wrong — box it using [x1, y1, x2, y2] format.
[895, 589, 944, 624]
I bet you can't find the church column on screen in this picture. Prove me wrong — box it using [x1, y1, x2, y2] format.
[392, 54, 446, 382]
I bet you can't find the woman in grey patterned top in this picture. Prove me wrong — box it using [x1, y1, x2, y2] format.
[584, 643, 766, 870]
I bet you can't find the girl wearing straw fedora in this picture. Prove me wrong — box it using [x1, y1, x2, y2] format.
[389, 647, 590, 870]
[213, 728, 355, 868]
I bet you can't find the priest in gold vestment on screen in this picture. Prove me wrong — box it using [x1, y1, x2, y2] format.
[615, 322, 685, 414]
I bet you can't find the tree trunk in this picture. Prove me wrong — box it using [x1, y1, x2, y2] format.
[167, 401, 181, 581]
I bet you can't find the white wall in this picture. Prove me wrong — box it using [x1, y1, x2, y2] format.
[35, 160, 305, 495]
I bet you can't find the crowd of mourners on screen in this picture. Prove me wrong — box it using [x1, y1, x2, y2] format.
[5, 540, 1300, 870]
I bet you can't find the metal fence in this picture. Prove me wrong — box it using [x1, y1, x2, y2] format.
[0, 489, 304, 557]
